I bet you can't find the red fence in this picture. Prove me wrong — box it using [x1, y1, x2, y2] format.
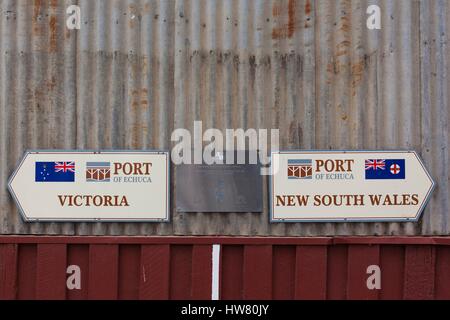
[1, 236, 450, 300]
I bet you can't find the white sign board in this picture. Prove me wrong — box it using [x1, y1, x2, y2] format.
[8, 151, 169, 222]
[270, 151, 435, 222]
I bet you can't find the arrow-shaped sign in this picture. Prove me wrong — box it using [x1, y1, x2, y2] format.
[270, 151, 435, 222]
[8, 150, 169, 222]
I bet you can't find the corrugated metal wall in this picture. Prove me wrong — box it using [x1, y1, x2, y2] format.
[0, 0, 448, 235]
[1, 236, 450, 299]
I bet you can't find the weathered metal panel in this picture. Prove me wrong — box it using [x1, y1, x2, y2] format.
[1, 236, 450, 299]
[175, 153, 263, 212]
[0, 0, 448, 235]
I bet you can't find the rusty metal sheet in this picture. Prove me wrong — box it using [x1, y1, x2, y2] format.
[0, 0, 448, 236]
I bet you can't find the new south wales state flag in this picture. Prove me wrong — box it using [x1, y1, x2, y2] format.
[365, 159, 405, 180]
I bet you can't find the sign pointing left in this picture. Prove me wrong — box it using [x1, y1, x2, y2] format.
[8, 151, 170, 222]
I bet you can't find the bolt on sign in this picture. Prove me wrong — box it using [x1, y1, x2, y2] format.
[270, 151, 435, 222]
[8, 151, 169, 222]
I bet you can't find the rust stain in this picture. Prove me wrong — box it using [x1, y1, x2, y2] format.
[33, 0, 41, 20]
[271, 27, 285, 39]
[327, 59, 345, 76]
[32, 0, 59, 51]
[272, 0, 297, 39]
[332, 6, 352, 74]
[351, 59, 365, 96]
[326, 62, 334, 74]
[45, 76, 57, 92]
[131, 88, 150, 111]
[142, 55, 149, 73]
[326, 57, 364, 94]
[287, 0, 296, 37]
[129, 4, 137, 29]
[32, 0, 43, 36]
[272, 4, 281, 17]
[339, 17, 351, 33]
[144, 3, 151, 13]
[49, 16, 57, 52]
[304, 0, 312, 28]
[335, 40, 351, 57]
[305, 0, 311, 16]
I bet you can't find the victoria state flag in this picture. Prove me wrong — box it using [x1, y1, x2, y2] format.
[365, 159, 405, 180]
[35, 162, 75, 182]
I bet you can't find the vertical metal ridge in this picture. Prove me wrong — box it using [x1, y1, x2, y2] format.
[0, 0, 9, 233]
[400, 0, 421, 235]
[4, 0, 26, 234]
[156, 0, 174, 236]
[419, 0, 432, 235]
[332, 0, 352, 236]
[350, 1, 368, 236]
[9, 0, 22, 234]
[268, 0, 285, 237]
[380, 0, 400, 236]
[362, 0, 383, 236]
[0, 0, 4, 232]
[420, 0, 450, 235]
[101, 0, 114, 152]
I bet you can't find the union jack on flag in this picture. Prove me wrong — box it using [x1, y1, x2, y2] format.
[54, 162, 76, 173]
[365, 159, 385, 170]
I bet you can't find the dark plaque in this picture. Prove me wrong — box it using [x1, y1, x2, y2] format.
[176, 152, 262, 212]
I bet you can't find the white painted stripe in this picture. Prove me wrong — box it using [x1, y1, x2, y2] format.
[211, 244, 220, 300]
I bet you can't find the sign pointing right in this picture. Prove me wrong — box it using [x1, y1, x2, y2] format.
[270, 151, 435, 222]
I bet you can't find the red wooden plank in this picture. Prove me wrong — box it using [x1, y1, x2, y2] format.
[0, 236, 332, 245]
[139, 244, 170, 300]
[169, 245, 192, 300]
[243, 245, 272, 300]
[191, 245, 212, 299]
[88, 244, 119, 300]
[5, 235, 450, 246]
[333, 237, 440, 245]
[118, 245, 140, 300]
[67, 245, 89, 300]
[346, 245, 380, 300]
[431, 238, 450, 246]
[0, 244, 18, 299]
[220, 245, 243, 300]
[295, 245, 327, 300]
[434, 246, 450, 299]
[380, 245, 404, 300]
[272, 246, 295, 300]
[326, 245, 347, 300]
[404, 245, 435, 300]
[17, 245, 36, 300]
[36, 244, 67, 300]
